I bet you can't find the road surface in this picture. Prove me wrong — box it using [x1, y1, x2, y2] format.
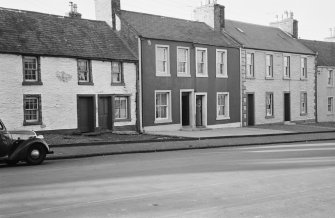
[1, 141, 335, 217]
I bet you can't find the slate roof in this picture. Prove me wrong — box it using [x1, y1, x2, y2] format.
[121, 10, 239, 48]
[0, 7, 136, 61]
[224, 19, 314, 55]
[299, 39, 335, 66]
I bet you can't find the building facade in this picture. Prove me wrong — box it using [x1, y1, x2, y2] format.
[0, 8, 138, 132]
[300, 40, 335, 122]
[95, 0, 242, 132]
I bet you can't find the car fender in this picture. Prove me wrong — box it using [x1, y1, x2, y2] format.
[8, 138, 50, 161]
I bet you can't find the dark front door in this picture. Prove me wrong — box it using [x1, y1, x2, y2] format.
[247, 94, 255, 126]
[78, 96, 95, 133]
[98, 97, 113, 130]
[196, 96, 203, 127]
[182, 94, 190, 126]
[284, 93, 291, 122]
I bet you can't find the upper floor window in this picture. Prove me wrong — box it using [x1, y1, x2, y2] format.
[284, 56, 290, 78]
[328, 97, 334, 113]
[217, 92, 230, 120]
[23, 94, 42, 126]
[77, 59, 93, 85]
[111, 62, 123, 85]
[196, 48, 208, 77]
[246, 53, 254, 78]
[156, 45, 170, 76]
[300, 92, 308, 115]
[328, 70, 334, 86]
[177, 47, 190, 76]
[266, 92, 274, 118]
[23, 56, 42, 85]
[216, 49, 228, 78]
[301, 57, 307, 79]
[266, 54, 273, 78]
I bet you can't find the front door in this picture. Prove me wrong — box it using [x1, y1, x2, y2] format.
[182, 94, 190, 126]
[78, 96, 95, 133]
[196, 96, 203, 127]
[98, 97, 113, 130]
[284, 93, 291, 122]
[247, 94, 255, 126]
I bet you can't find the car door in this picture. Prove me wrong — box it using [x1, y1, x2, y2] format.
[0, 120, 12, 157]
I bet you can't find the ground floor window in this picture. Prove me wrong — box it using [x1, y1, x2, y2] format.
[155, 91, 171, 123]
[114, 96, 129, 120]
[23, 94, 42, 125]
[300, 92, 308, 115]
[328, 97, 334, 113]
[217, 92, 229, 120]
[266, 92, 274, 118]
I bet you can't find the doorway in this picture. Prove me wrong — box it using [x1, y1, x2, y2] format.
[182, 93, 190, 126]
[77, 96, 95, 133]
[247, 94, 255, 126]
[196, 95, 203, 127]
[98, 96, 113, 130]
[284, 93, 291, 122]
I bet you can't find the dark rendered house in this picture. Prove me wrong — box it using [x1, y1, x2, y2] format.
[95, 0, 241, 132]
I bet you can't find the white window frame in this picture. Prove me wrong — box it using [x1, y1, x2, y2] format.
[177, 46, 190, 77]
[266, 92, 274, 118]
[283, 56, 291, 79]
[155, 45, 170, 77]
[266, 54, 273, 78]
[246, 53, 255, 78]
[114, 96, 129, 120]
[328, 70, 334, 87]
[328, 97, 334, 114]
[154, 90, 172, 123]
[196, 47, 208, 77]
[216, 49, 228, 78]
[300, 92, 308, 115]
[300, 57, 308, 79]
[216, 92, 230, 120]
[23, 56, 39, 82]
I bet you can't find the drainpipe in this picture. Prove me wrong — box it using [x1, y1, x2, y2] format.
[315, 52, 318, 123]
[239, 47, 243, 127]
[138, 37, 143, 133]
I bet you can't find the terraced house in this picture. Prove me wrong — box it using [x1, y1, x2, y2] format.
[0, 7, 138, 132]
[194, 2, 316, 126]
[300, 40, 335, 122]
[95, 0, 241, 132]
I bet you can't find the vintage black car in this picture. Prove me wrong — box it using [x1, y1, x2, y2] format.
[0, 119, 53, 165]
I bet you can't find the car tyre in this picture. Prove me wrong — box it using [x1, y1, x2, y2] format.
[26, 144, 46, 165]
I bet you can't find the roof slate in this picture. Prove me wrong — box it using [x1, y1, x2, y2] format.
[121, 10, 239, 48]
[299, 39, 335, 66]
[0, 8, 136, 61]
[224, 20, 314, 55]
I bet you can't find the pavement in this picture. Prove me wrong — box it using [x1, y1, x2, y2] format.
[48, 123, 335, 160]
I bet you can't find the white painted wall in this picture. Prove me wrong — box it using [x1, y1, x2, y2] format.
[317, 66, 335, 122]
[241, 49, 316, 125]
[0, 54, 137, 131]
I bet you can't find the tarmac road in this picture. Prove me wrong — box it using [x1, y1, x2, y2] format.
[1, 141, 335, 218]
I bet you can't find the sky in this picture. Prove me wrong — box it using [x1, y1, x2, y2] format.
[0, 0, 334, 40]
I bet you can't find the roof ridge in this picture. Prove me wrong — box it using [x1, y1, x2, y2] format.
[226, 19, 280, 30]
[0, 6, 104, 24]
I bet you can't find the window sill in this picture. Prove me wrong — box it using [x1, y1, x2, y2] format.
[265, 115, 274, 119]
[216, 75, 228, 78]
[154, 119, 172, 124]
[114, 118, 131, 122]
[196, 74, 208, 78]
[216, 116, 230, 120]
[23, 121, 42, 126]
[300, 78, 308, 81]
[111, 83, 125, 86]
[78, 82, 94, 86]
[22, 81, 43, 86]
[177, 73, 191, 78]
[300, 113, 308, 116]
[283, 77, 291, 80]
[246, 77, 256, 80]
[265, 77, 274, 80]
[156, 73, 171, 77]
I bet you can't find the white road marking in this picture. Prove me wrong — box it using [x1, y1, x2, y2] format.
[248, 148, 335, 153]
[239, 142, 335, 150]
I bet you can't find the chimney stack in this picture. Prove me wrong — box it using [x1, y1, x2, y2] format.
[68, 2, 82, 18]
[324, 27, 335, 42]
[193, 1, 225, 32]
[270, 11, 298, 38]
[95, 0, 121, 30]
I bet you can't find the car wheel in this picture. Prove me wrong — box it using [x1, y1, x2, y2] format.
[26, 144, 47, 165]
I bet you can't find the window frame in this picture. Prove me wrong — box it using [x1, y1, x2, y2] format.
[283, 56, 291, 79]
[216, 92, 230, 120]
[155, 45, 170, 77]
[265, 54, 274, 78]
[177, 46, 190, 77]
[77, 59, 93, 85]
[114, 95, 131, 122]
[328, 70, 334, 87]
[328, 97, 334, 114]
[216, 49, 228, 78]
[265, 92, 274, 118]
[196, 47, 208, 77]
[300, 57, 308, 79]
[300, 92, 308, 116]
[22, 56, 43, 86]
[111, 62, 124, 85]
[154, 90, 172, 124]
[23, 94, 42, 126]
[246, 53, 255, 78]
